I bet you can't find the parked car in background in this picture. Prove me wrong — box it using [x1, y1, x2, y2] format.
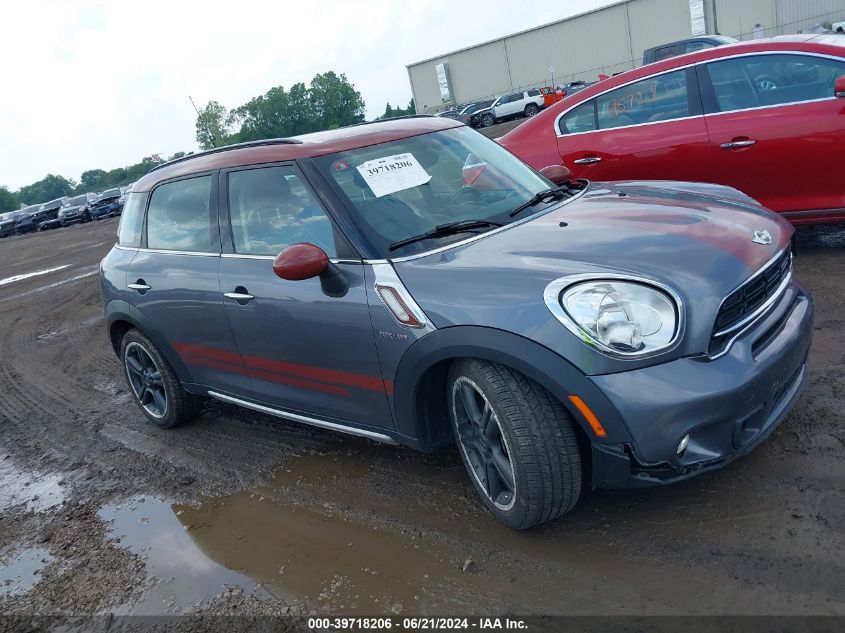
[0, 211, 25, 237]
[832, 20, 844, 32]
[491, 89, 545, 123]
[58, 193, 97, 226]
[15, 204, 52, 234]
[102, 116, 811, 529]
[437, 106, 471, 125]
[90, 188, 124, 220]
[465, 100, 496, 127]
[643, 34, 738, 64]
[500, 34, 845, 225]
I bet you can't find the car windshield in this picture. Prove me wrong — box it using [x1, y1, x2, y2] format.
[314, 126, 560, 257]
[67, 195, 89, 205]
[100, 189, 120, 199]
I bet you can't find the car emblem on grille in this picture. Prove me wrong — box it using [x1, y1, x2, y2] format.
[751, 230, 772, 245]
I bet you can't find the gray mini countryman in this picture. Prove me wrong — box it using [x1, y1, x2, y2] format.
[101, 116, 812, 528]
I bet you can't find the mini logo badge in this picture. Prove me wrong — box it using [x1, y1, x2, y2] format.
[752, 230, 772, 245]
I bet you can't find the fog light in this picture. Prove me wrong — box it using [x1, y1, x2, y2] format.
[677, 434, 689, 455]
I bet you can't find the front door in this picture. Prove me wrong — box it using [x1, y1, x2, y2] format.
[699, 52, 845, 218]
[127, 173, 251, 396]
[218, 164, 393, 431]
[556, 68, 710, 182]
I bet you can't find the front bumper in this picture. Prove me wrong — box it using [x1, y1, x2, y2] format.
[588, 280, 813, 489]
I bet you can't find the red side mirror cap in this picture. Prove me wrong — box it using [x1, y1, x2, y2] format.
[540, 164, 573, 186]
[835, 75, 845, 98]
[273, 243, 329, 281]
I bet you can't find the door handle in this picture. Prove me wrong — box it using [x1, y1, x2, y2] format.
[224, 286, 255, 304]
[720, 139, 756, 149]
[128, 280, 150, 292]
[573, 156, 602, 165]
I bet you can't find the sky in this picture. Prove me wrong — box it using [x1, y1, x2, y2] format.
[0, 0, 613, 191]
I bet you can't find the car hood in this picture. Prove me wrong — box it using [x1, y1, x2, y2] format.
[393, 180, 793, 374]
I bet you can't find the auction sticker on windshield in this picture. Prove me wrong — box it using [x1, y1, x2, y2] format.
[356, 153, 431, 198]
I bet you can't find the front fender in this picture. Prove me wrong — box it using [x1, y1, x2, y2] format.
[392, 325, 632, 450]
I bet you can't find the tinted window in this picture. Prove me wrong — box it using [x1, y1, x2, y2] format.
[146, 176, 214, 252]
[100, 188, 121, 199]
[558, 101, 597, 134]
[685, 40, 715, 53]
[705, 53, 845, 112]
[228, 166, 336, 257]
[653, 45, 680, 62]
[527, 89, 541, 97]
[506, 92, 523, 103]
[597, 70, 689, 129]
[117, 192, 147, 248]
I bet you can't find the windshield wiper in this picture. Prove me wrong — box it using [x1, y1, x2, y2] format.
[508, 185, 572, 218]
[388, 219, 503, 252]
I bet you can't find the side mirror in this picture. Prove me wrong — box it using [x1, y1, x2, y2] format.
[835, 75, 845, 99]
[273, 243, 348, 298]
[540, 164, 573, 186]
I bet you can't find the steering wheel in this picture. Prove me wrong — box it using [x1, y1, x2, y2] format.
[448, 186, 481, 206]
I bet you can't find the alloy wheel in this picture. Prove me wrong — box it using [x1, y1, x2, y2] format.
[124, 341, 167, 419]
[452, 377, 516, 510]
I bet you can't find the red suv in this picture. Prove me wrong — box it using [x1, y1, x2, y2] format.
[500, 35, 845, 225]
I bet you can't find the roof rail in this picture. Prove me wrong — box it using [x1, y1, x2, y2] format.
[147, 137, 304, 173]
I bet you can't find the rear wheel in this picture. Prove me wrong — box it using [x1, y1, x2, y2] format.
[447, 359, 582, 529]
[525, 103, 539, 117]
[121, 329, 202, 428]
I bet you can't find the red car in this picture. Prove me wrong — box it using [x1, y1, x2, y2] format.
[500, 35, 845, 225]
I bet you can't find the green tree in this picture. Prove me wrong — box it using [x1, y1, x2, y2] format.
[0, 186, 19, 212]
[309, 71, 365, 130]
[379, 97, 416, 119]
[17, 174, 76, 204]
[80, 169, 107, 190]
[195, 100, 232, 150]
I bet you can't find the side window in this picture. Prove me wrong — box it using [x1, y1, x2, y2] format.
[705, 54, 845, 112]
[597, 70, 688, 129]
[558, 101, 597, 135]
[527, 89, 541, 97]
[117, 192, 147, 247]
[506, 92, 523, 103]
[653, 45, 680, 62]
[146, 175, 214, 252]
[228, 166, 336, 257]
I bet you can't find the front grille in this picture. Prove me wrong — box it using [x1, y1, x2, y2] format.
[709, 249, 792, 356]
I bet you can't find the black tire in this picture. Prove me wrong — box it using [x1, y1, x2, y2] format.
[481, 112, 495, 127]
[525, 103, 539, 117]
[447, 359, 582, 529]
[120, 329, 202, 428]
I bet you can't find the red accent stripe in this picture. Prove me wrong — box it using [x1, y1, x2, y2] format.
[173, 342, 392, 395]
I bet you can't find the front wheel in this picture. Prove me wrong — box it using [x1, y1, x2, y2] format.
[481, 112, 495, 127]
[447, 359, 582, 529]
[120, 329, 203, 428]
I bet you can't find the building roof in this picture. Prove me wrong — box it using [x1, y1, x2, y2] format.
[133, 116, 462, 192]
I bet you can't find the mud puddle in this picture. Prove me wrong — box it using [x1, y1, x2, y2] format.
[0, 547, 53, 596]
[0, 458, 65, 513]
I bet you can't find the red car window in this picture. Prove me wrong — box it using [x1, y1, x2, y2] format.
[597, 70, 689, 129]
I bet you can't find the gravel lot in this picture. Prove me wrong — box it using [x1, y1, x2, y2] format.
[0, 216, 843, 620]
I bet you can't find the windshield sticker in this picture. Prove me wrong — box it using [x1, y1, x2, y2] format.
[355, 153, 431, 198]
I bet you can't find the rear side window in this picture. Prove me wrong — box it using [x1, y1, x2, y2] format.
[685, 40, 715, 53]
[527, 89, 541, 97]
[117, 192, 147, 247]
[558, 101, 597, 134]
[652, 45, 680, 62]
[146, 175, 214, 252]
[704, 53, 845, 112]
[597, 70, 689, 129]
[228, 166, 336, 257]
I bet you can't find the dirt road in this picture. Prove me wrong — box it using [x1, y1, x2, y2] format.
[0, 218, 843, 618]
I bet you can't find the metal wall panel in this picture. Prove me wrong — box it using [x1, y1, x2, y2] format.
[775, 0, 845, 34]
[713, 0, 778, 39]
[627, 0, 693, 63]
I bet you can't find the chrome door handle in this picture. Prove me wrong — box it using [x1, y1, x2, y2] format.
[224, 292, 255, 301]
[128, 283, 151, 291]
[720, 139, 756, 149]
[573, 156, 602, 164]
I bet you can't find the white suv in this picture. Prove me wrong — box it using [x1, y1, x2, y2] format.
[491, 89, 544, 123]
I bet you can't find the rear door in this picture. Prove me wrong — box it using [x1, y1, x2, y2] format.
[127, 173, 251, 395]
[698, 52, 845, 218]
[217, 163, 393, 430]
[555, 67, 710, 182]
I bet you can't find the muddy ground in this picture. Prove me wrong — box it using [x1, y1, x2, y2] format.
[0, 217, 843, 622]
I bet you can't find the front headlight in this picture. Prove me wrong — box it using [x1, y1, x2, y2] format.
[545, 277, 681, 358]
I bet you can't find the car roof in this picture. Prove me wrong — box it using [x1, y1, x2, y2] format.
[133, 116, 462, 192]
[500, 34, 844, 145]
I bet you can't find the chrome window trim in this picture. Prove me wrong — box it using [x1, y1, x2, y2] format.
[219, 252, 362, 265]
[388, 186, 589, 263]
[543, 273, 685, 361]
[712, 249, 792, 339]
[135, 248, 220, 257]
[207, 390, 397, 444]
[703, 95, 837, 117]
[553, 49, 845, 138]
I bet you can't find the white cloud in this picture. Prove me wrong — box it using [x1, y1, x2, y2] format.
[0, 0, 609, 191]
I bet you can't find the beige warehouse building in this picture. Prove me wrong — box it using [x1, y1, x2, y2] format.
[407, 0, 845, 112]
